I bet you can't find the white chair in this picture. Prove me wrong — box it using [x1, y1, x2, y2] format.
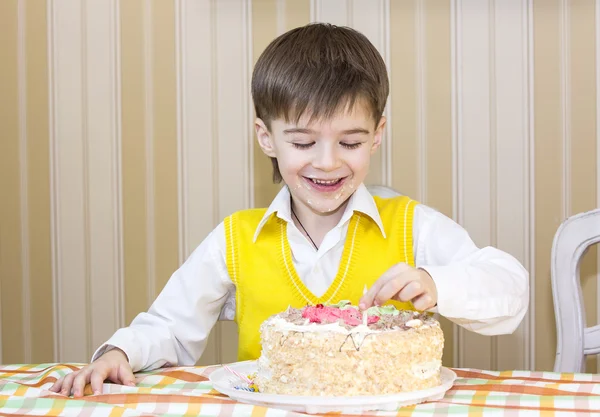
[366, 185, 402, 198]
[551, 208, 600, 373]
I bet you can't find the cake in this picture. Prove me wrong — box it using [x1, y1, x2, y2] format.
[254, 301, 444, 396]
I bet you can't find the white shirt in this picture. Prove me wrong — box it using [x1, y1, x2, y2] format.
[93, 184, 529, 372]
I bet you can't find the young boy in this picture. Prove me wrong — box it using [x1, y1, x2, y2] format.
[51, 23, 528, 397]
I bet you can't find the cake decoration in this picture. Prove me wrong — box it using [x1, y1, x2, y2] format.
[223, 365, 259, 392]
[301, 303, 380, 326]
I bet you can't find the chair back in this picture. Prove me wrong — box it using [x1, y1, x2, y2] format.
[551, 208, 600, 372]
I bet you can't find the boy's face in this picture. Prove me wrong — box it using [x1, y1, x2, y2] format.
[256, 102, 385, 216]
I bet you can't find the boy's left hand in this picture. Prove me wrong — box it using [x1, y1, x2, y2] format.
[359, 263, 438, 311]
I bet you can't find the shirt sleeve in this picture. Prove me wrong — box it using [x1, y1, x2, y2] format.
[413, 204, 529, 336]
[91, 222, 235, 372]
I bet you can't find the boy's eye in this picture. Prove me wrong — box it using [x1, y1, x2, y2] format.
[341, 142, 363, 149]
[292, 142, 314, 149]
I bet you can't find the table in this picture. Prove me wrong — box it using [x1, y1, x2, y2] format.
[0, 363, 599, 416]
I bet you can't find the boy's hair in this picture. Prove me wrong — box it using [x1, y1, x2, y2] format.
[251, 23, 389, 183]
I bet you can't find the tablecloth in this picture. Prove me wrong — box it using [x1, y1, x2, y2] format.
[0, 363, 599, 416]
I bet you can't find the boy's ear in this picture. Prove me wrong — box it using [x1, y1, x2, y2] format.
[370, 116, 386, 154]
[255, 118, 276, 157]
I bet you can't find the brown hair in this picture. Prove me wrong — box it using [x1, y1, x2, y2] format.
[251, 23, 389, 183]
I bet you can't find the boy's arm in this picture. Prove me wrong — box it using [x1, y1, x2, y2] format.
[91, 222, 234, 372]
[414, 204, 529, 336]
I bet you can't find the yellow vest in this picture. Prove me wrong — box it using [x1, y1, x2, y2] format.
[224, 195, 418, 361]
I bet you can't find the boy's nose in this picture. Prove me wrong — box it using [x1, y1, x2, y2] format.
[312, 147, 342, 171]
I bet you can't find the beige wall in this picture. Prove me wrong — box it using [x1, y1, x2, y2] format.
[0, 0, 598, 372]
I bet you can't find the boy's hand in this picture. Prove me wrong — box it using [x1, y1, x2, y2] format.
[359, 263, 438, 311]
[49, 348, 135, 397]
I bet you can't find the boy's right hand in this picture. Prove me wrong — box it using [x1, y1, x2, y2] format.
[49, 348, 136, 397]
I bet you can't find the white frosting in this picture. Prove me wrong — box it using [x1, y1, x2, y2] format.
[265, 316, 383, 335]
[265, 312, 435, 335]
[257, 353, 272, 381]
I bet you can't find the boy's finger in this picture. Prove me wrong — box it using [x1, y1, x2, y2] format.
[60, 373, 75, 396]
[359, 263, 411, 309]
[90, 368, 109, 395]
[49, 377, 63, 392]
[373, 275, 412, 307]
[72, 369, 92, 397]
[119, 364, 136, 387]
[359, 278, 390, 309]
[412, 293, 434, 311]
[396, 280, 425, 303]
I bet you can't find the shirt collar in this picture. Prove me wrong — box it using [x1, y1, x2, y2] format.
[252, 183, 386, 242]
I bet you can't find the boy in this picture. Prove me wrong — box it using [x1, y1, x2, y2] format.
[51, 23, 528, 397]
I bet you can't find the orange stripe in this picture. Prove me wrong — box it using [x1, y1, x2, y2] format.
[250, 405, 268, 417]
[74, 393, 236, 405]
[108, 408, 126, 417]
[149, 369, 209, 383]
[438, 400, 595, 414]
[185, 403, 203, 416]
[2, 378, 59, 390]
[45, 399, 66, 417]
[454, 369, 600, 384]
[13, 376, 59, 388]
[466, 393, 485, 417]
[559, 372, 575, 381]
[13, 385, 28, 397]
[394, 409, 419, 417]
[0, 364, 82, 374]
[450, 384, 599, 397]
[540, 393, 555, 413]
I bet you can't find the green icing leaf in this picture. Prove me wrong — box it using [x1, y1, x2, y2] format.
[326, 300, 357, 310]
[327, 300, 349, 308]
[325, 301, 400, 315]
[365, 305, 399, 316]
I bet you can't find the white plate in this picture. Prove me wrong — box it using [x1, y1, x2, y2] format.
[209, 361, 457, 415]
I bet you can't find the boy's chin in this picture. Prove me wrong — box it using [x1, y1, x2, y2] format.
[287, 181, 355, 215]
[302, 197, 351, 216]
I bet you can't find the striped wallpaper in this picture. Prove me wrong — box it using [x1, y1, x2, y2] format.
[0, 0, 598, 373]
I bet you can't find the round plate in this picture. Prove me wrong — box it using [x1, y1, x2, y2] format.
[209, 361, 456, 415]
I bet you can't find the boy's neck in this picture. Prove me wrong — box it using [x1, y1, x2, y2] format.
[290, 198, 349, 249]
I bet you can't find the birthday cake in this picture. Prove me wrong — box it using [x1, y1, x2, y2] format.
[254, 301, 444, 396]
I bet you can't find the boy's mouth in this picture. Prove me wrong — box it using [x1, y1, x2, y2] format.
[310, 178, 342, 185]
[303, 176, 347, 192]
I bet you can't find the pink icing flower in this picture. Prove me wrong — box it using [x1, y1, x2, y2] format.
[301, 305, 380, 326]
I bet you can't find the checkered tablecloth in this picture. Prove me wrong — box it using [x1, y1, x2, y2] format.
[0, 363, 599, 416]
